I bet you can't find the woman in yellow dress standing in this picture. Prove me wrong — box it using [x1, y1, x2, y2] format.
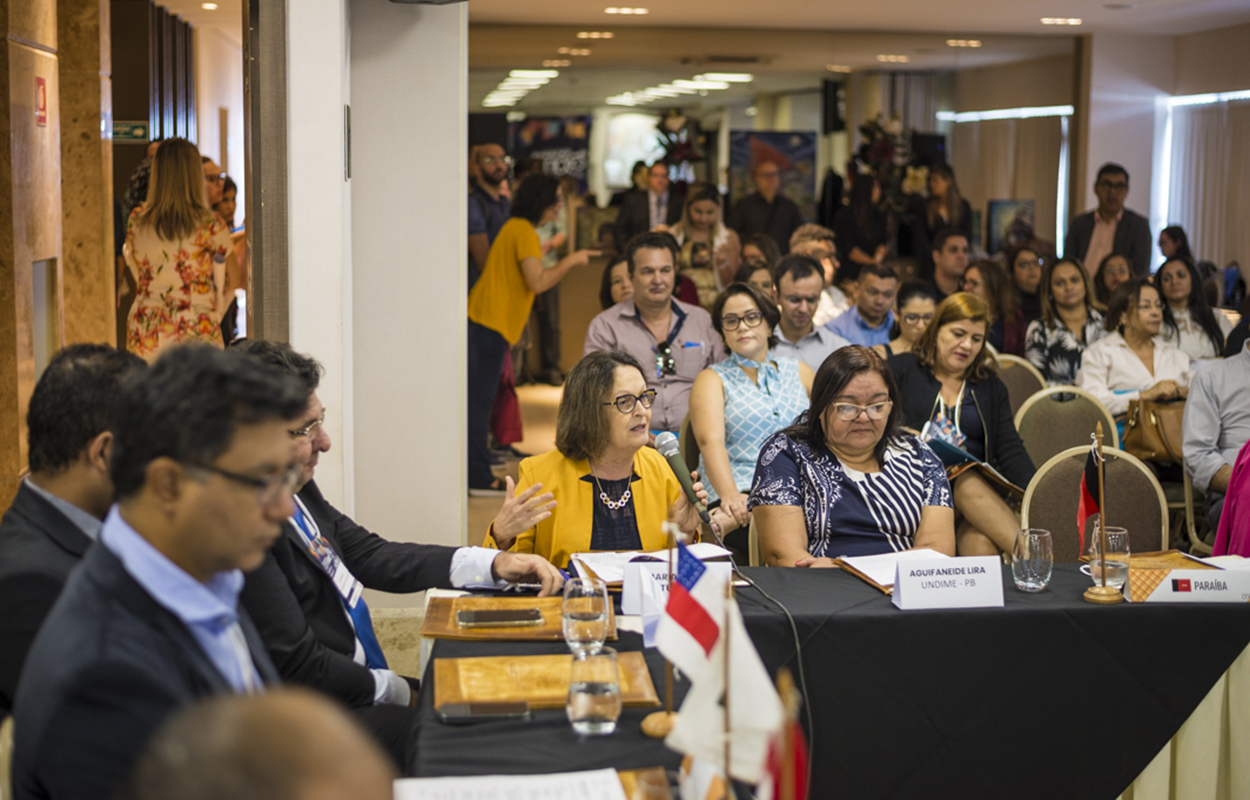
[124, 137, 237, 360]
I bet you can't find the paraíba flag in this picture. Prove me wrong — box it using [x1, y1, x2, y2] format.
[1077, 439, 1102, 553]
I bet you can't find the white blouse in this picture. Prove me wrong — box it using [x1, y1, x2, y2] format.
[1159, 306, 1233, 361]
[1075, 332, 1192, 416]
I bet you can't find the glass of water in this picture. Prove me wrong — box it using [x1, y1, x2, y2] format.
[1088, 525, 1130, 589]
[1012, 528, 1053, 592]
[562, 577, 609, 654]
[566, 646, 622, 736]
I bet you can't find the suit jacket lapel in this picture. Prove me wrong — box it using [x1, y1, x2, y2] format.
[15, 483, 92, 559]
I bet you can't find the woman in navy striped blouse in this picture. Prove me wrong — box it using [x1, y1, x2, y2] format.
[749, 346, 956, 564]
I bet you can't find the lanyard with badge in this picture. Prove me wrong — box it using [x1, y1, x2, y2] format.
[920, 380, 968, 448]
[290, 496, 364, 610]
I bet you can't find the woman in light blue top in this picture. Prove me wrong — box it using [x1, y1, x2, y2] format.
[690, 282, 814, 536]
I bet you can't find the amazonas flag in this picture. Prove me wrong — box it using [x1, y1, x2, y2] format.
[1077, 438, 1103, 554]
[655, 541, 727, 681]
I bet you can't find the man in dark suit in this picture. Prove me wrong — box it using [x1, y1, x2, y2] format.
[12, 346, 309, 800]
[615, 161, 683, 249]
[727, 160, 805, 255]
[1063, 162, 1153, 278]
[231, 340, 562, 767]
[0, 344, 144, 716]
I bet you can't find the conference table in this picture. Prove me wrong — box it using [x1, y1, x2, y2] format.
[411, 564, 1250, 799]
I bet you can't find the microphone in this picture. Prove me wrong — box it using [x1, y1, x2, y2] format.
[654, 432, 711, 525]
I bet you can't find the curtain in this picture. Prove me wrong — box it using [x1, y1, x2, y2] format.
[1168, 99, 1250, 270]
[950, 116, 1063, 252]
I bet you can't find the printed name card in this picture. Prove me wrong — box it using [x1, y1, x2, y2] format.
[1134, 569, 1250, 603]
[621, 561, 733, 615]
[892, 556, 1004, 610]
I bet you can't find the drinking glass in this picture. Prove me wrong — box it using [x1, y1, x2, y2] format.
[566, 646, 622, 736]
[562, 577, 609, 654]
[1088, 525, 1130, 589]
[1012, 528, 1053, 592]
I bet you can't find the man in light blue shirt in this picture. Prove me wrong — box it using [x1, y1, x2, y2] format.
[13, 345, 310, 800]
[1183, 341, 1250, 532]
[770, 253, 851, 372]
[825, 263, 898, 347]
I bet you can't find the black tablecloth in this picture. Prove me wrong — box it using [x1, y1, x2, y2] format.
[411, 565, 1250, 799]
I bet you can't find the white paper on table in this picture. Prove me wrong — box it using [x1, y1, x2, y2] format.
[839, 548, 949, 589]
[394, 768, 628, 800]
[570, 543, 734, 584]
[639, 567, 666, 647]
[1180, 553, 1250, 570]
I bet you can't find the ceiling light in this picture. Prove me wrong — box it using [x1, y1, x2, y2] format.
[659, 83, 699, 94]
[577, 31, 615, 39]
[1041, 17, 1082, 25]
[201, 2, 218, 8]
[558, 47, 571, 54]
[571, 49, 592, 56]
[877, 55, 911, 63]
[695, 73, 753, 83]
[673, 79, 730, 90]
[605, 7, 648, 13]
[946, 39, 982, 48]
[506, 111, 527, 122]
[826, 64, 852, 73]
[542, 60, 571, 67]
[745, 107, 758, 117]
[510, 69, 560, 79]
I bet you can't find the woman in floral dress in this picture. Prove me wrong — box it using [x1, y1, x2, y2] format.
[124, 138, 236, 360]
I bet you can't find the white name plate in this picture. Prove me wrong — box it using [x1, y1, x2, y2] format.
[1137, 569, 1250, 603]
[892, 556, 1004, 610]
[621, 561, 733, 615]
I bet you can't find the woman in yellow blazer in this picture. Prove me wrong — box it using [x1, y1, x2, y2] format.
[486, 350, 732, 567]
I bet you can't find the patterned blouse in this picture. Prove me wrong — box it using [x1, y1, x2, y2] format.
[1024, 308, 1106, 386]
[697, 353, 809, 504]
[748, 432, 953, 558]
[124, 207, 231, 359]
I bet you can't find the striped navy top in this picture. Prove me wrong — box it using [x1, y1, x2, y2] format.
[748, 432, 953, 558]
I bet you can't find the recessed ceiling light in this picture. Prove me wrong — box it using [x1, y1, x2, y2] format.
[201, 2, 218, 8]
[946, 39, 982, 48]
[745, 107, 758, 117]
[577, 31, 615, 39]
[673, 78, 731, 90]
[826, 64, 852, 73]
[510, 69, 560, 79]
[542, 60, 572, 67]
[605, 7, 648, 14]
[877, 54, 911, 63]
[696, 73, 753, 83]
[1041, 17, 1082, 25]
[558, 47, 571, 54]
[570, 49, 591, 56]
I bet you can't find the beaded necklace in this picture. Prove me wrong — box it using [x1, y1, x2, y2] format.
[589, 464, 632, 510]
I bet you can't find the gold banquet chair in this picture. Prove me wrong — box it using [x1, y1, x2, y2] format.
[1021, 445, 1168, 563]
[1014, 386, 1120, 469]
[994, 354, 1046, 416]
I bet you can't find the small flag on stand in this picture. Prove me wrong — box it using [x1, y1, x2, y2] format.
[1077, 436, 1103, 554]
[655, 541, 726, 681]
[757, 669, 809, 800]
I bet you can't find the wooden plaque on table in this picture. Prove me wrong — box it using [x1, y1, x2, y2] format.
[420, 595, 618, 641]
[433, 652, 660, 709]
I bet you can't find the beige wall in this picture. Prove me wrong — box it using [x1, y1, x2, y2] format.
[1175, 22, 1250, 96]
[195, 26, 246, 222]
[953, 55, 1074, 113]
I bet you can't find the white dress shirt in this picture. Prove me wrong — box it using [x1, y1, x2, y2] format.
[1075, 331, 1191, 416]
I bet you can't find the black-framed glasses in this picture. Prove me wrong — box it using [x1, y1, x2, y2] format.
[190, 462, 301, 506]
[721, 310, 765, 331]
[289, 410, 326, 439]
[654, 342, 676, 377]
[831, 401, 893, 421]
[1097, 180, 1128, 192]
[902, 313, 935, 325]
[603, 389, 657, 414]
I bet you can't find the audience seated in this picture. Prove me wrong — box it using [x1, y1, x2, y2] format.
[690, 284, 814, 539]
[670, 182, 741, 291]
[1159, 225, 1195, 264]
[1007, 245, 1045, 325]
[750, 346, 955, 565]
[873, 280, 936, 360]
[788, 224, 849, 324]
[733, 261, 775, 298]
[12, 345, 306, 800]
[0, 345, 145, 717]
[888, 293, 1036, 555]
[1076, 278, 1190, 418]
[615, 162, 682, 248]
[599, 255, 633, 310]
[831, 176, 887, 284]
[962, 259, 1026, 356]
[769, 254, 851, 373]
[1155, 256, 1231, 360]
[918, 164, 973, 280]
[1092, 252, 1132, 308]
[1183, 339, 1250, 533]
[1064, 162, 1153, 278]
[584, 232, 725, 434]
[726, 160, 804, 255]
[231, 340, 560, 769]
[485, 350, 731, 567]
[825, 263, 899, 347]
[741, 232, 781, 274]
[117, 689, 395, 800]
[930, 228, 970, 303]
[1024, 257, 1107, 386]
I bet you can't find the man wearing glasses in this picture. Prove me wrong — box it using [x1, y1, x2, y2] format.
[726, 159, 805, 255]
[202, 156, 225, 208]
[468, 143, 513, 288]
[12, 346, 308, 800]
[584, 232, 725, 435]
[1063, 162, 1152, 278]
[232, 341, 562, 768]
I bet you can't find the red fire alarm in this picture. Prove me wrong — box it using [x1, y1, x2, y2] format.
[35, 77, 47, 126]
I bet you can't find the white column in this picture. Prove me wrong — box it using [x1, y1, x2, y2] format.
[349, 0, 467, 577]
[286, 0, 354, 512]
